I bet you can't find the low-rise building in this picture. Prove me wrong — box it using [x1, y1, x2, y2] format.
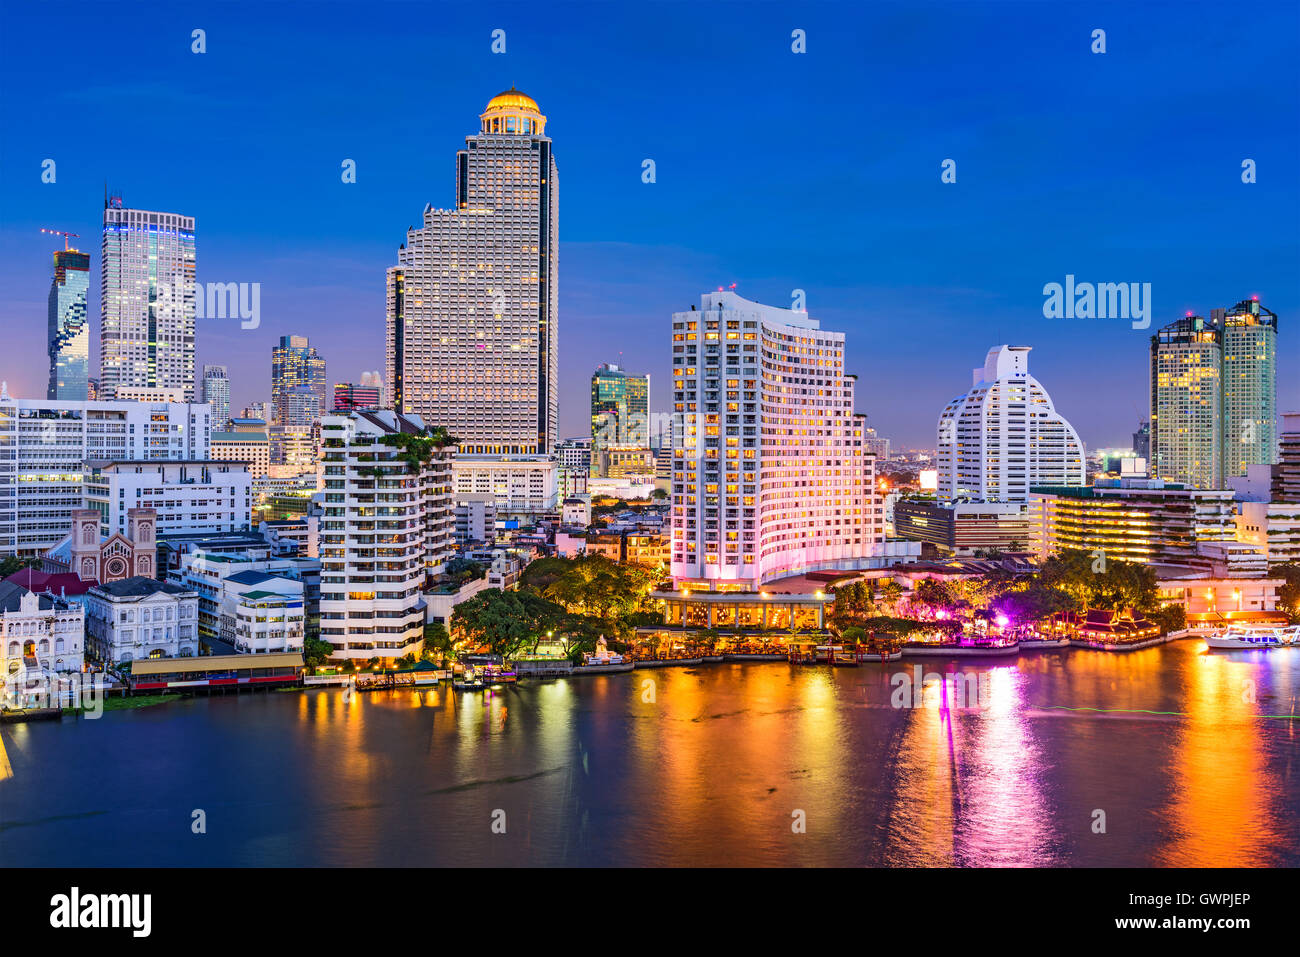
[169, 552, 320, 642]
[452, 454, 558, 516]
[1030, 478, 1237, 566]
[1237, 501, 1300, 567]
[1, 581, 85, 677]
[84, 576, 200, 665]
[84, 460, 253, 540]
[211, 429, 269, 479]
[222, 584, 305, 654]
[561, 496, 591, 527]
[454, 493, 498, 545]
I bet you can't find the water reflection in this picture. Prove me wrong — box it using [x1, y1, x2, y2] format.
[1, 642, 1297, 867]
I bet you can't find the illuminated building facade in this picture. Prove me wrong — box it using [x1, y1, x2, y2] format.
[0, 392, 211, 556]
[1215, 298, 1278, 481]
[1150, 300, 1277, 490]
[202, 365, 230, 430]
[386, 88, 558, 454]
[333, 383, 381, 412]
[99, 199, 196, 400]
[271, 335, 327, 425]
[47, 249, 91, 401]
[591, 363, 649, 476]
[1029, 478, 1238, 567]
[318, 410, 454, 662]
[937, 345, 1085, 504]
[670, 291, 888, 590]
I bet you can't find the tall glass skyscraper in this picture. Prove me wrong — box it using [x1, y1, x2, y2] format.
[1149, 298, 1277, 489]
[202, 364, 231, 429]
[1216, 298, 1278, 481]
[271, 335, 327, 425]
[47, 248, 91, 400]
[590, 363, 649, 476]
[386, 87, 559, 454]
[99, 197, 196, 400]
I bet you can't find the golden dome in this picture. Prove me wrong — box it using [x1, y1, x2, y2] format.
[483, 86, 540, 114]
[480, 86, 546, 135]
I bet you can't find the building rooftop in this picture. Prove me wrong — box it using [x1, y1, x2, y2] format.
[3, 568, 96, 596]
[91, 576, 195, 598]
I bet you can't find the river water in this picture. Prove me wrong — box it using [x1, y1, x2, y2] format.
[2, 641, 1296, 866]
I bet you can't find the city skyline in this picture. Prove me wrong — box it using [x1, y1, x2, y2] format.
[1, 2, 1296, 449]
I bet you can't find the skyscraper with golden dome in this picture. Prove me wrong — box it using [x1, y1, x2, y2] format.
[386, 88, 559, 454]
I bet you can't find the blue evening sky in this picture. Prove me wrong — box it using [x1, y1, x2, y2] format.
[1, 0, 1296, 449]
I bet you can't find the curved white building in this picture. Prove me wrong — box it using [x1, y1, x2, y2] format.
[670, 292, 895, 590]
[937, 345, 1084, 503]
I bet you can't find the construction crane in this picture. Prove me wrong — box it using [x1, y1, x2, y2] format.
[40, 228, 80, 251]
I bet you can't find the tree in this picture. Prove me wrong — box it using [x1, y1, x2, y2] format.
[302, 637, 335, 669]
[991, 583, 1077, 624]
[1275, 563, 1300, 624]
[1040, 548, 1157, 611]
[650, 488, 668, 501]
[1149, 603, 1186, 634]
[878, 580, 904, 616]
[451, 588, 566, 659]
[422, 621, 454, 663]
[830, 580, 877, 632]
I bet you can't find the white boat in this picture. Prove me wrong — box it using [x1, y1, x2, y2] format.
[1205, 625, 1300, 650]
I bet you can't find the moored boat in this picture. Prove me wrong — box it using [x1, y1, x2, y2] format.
[1205, 625, 1299, 650]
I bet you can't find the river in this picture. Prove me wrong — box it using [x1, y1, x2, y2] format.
[2, 641, 1296, 866]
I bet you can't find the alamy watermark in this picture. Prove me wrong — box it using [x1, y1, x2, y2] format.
[4, 672, 106, 717]
[890, 666, 991, 710]
[157, 280, 260, 329]
[1042, 274, 1151, 329]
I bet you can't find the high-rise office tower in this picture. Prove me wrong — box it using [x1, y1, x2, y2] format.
[47, 246, 91, 400]
[99, 197, 196, 400]
[271, 386, 321, 468]
[1214, 298, 1278, 480]
[202, 365, 230, 429]
[271, 335, 326, 425]
[670, 291, 884, 590]
[1132, 420, 1151, 463]
[1150, 300, 1278, 489]
[937, 345, 1085, 503]
[1150, 315, 1222, 489]
[386, 87, 559, 454]
[591, 363, 649, 476]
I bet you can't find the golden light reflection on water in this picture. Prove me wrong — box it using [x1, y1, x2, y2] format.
[1157, 651, 1286, 866]
[79, 646, 1296, 866]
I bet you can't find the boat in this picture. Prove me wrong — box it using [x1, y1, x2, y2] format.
[1205, 625, 1300, 650]
[452, 665, 487, 691]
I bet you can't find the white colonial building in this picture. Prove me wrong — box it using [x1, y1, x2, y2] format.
[84, 577, 200, 665]
[1, 581, 86, 677]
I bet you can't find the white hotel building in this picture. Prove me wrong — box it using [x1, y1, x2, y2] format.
[318, 410, 455, 662]
[936, 345, 1085, 504]
[670, 291, 897, 591]
[0, 390, 212, 556]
